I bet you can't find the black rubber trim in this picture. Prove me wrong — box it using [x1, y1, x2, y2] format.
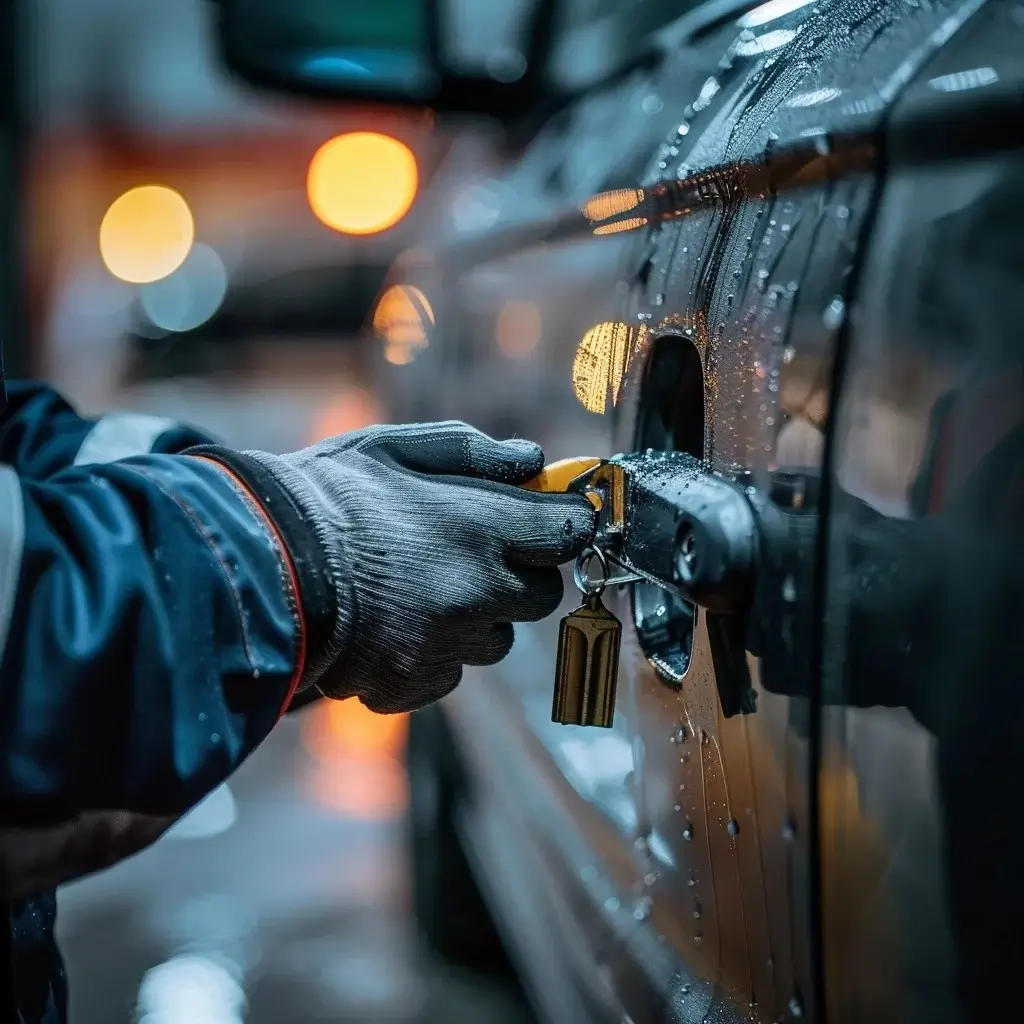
[184, 444, 338, 679]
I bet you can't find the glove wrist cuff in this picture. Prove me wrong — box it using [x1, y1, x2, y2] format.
[184, 445, 341, 688]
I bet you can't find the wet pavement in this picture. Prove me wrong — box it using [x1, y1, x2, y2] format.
[56, 704, 534, 1024]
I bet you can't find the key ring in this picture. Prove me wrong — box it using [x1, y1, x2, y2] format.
[574, 546, 610, 598]
[574, 546, 646, 598]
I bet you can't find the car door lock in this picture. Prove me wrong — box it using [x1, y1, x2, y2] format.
[525, 453, 776, 725]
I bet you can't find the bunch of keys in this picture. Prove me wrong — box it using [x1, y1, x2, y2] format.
[523, 457, 644, 729]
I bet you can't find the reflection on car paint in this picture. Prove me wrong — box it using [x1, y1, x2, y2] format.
[571, 321, 648, 414]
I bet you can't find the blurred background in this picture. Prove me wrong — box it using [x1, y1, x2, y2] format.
[11, 0, 607, 1021]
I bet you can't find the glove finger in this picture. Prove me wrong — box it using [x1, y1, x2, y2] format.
[360, 665, 463, 715]
[499, 492, 597, 567]
[461, 622, 516, 667]
[469, 564, 564, 624]
[356, 421, 544, 483]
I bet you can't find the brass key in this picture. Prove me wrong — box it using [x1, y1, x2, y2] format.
[552, 548, 622, 728]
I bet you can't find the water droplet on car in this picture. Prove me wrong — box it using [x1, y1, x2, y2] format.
[683, 823, 695, 841]
[823, 296, 845, 330]
[727, 818, 740, 837]
[605, 896, 621, 912]
[633, 897, 653, 921]
[210, 733, 221, 744]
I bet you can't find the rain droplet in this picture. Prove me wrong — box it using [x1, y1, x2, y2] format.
[605, 896, 621, 912]
[654, 293, 665, 306]
[633, 896, 653, 921]
[823, 296, 846, 331]
[727, 818, 740, 837]
[682, 823, 695, 841]
[782, 575, 797, 602]
[687, 876, 697, 887]
[693, 933, 703, 946]
[252, 668, 261, 679]
[198, 712, 207, 723]
[836, 204, 850, 219]
[644, 872, 657, 887]
[783, 818, 797, 841]
[789, 994, 804, 1017]
[676, 725, 688, 743]
[210, 732, 221, 744]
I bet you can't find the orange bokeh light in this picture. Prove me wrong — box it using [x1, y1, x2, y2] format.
[496, 299, 542, 358]
[301, 697, 410, 821]
[307, 132, 419, 236]
[309, 387, 385, 443]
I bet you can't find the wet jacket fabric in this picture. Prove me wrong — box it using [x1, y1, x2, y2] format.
[0, 381, 304, 1023]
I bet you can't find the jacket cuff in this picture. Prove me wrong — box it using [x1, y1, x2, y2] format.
[184, 445, 338, 689]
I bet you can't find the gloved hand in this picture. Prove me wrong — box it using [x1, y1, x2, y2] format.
[195, 423, 595, 713]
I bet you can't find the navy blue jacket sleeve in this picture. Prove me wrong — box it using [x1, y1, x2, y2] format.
[0, 381, 212, 479]
[0, 386, 303, 824]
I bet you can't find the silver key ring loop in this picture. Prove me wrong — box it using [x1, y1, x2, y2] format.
[574, 546, 610, 598]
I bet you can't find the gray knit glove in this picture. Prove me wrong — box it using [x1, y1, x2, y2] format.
[217, 422, 595, 713]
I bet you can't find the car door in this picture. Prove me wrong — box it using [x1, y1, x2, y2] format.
[603, 0, 1010, 1022]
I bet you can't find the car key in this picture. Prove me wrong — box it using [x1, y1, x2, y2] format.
[551, 547, 622, 728]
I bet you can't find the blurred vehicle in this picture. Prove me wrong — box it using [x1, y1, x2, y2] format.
[217, 1, 1024, 1022]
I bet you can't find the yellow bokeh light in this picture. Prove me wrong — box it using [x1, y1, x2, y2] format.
[307, 132, 419, 235]
[572, 321, 647, 414]
[99, 185, 194, 284]
[496, 299, 542, 358]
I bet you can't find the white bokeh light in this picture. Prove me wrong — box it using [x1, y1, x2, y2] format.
[140, 243, 228, 333]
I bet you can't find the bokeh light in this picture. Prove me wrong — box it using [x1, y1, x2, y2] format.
[572, 321, 646, 414]
[99, 185, 195, 284]
[302, 698, 409, 820]
[307, 132, 419, 235]
[372, 284, 434, 365]
[309, 387, 385, 442]
[496, 299, 542, 358]
[139, 243, 228, 332]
